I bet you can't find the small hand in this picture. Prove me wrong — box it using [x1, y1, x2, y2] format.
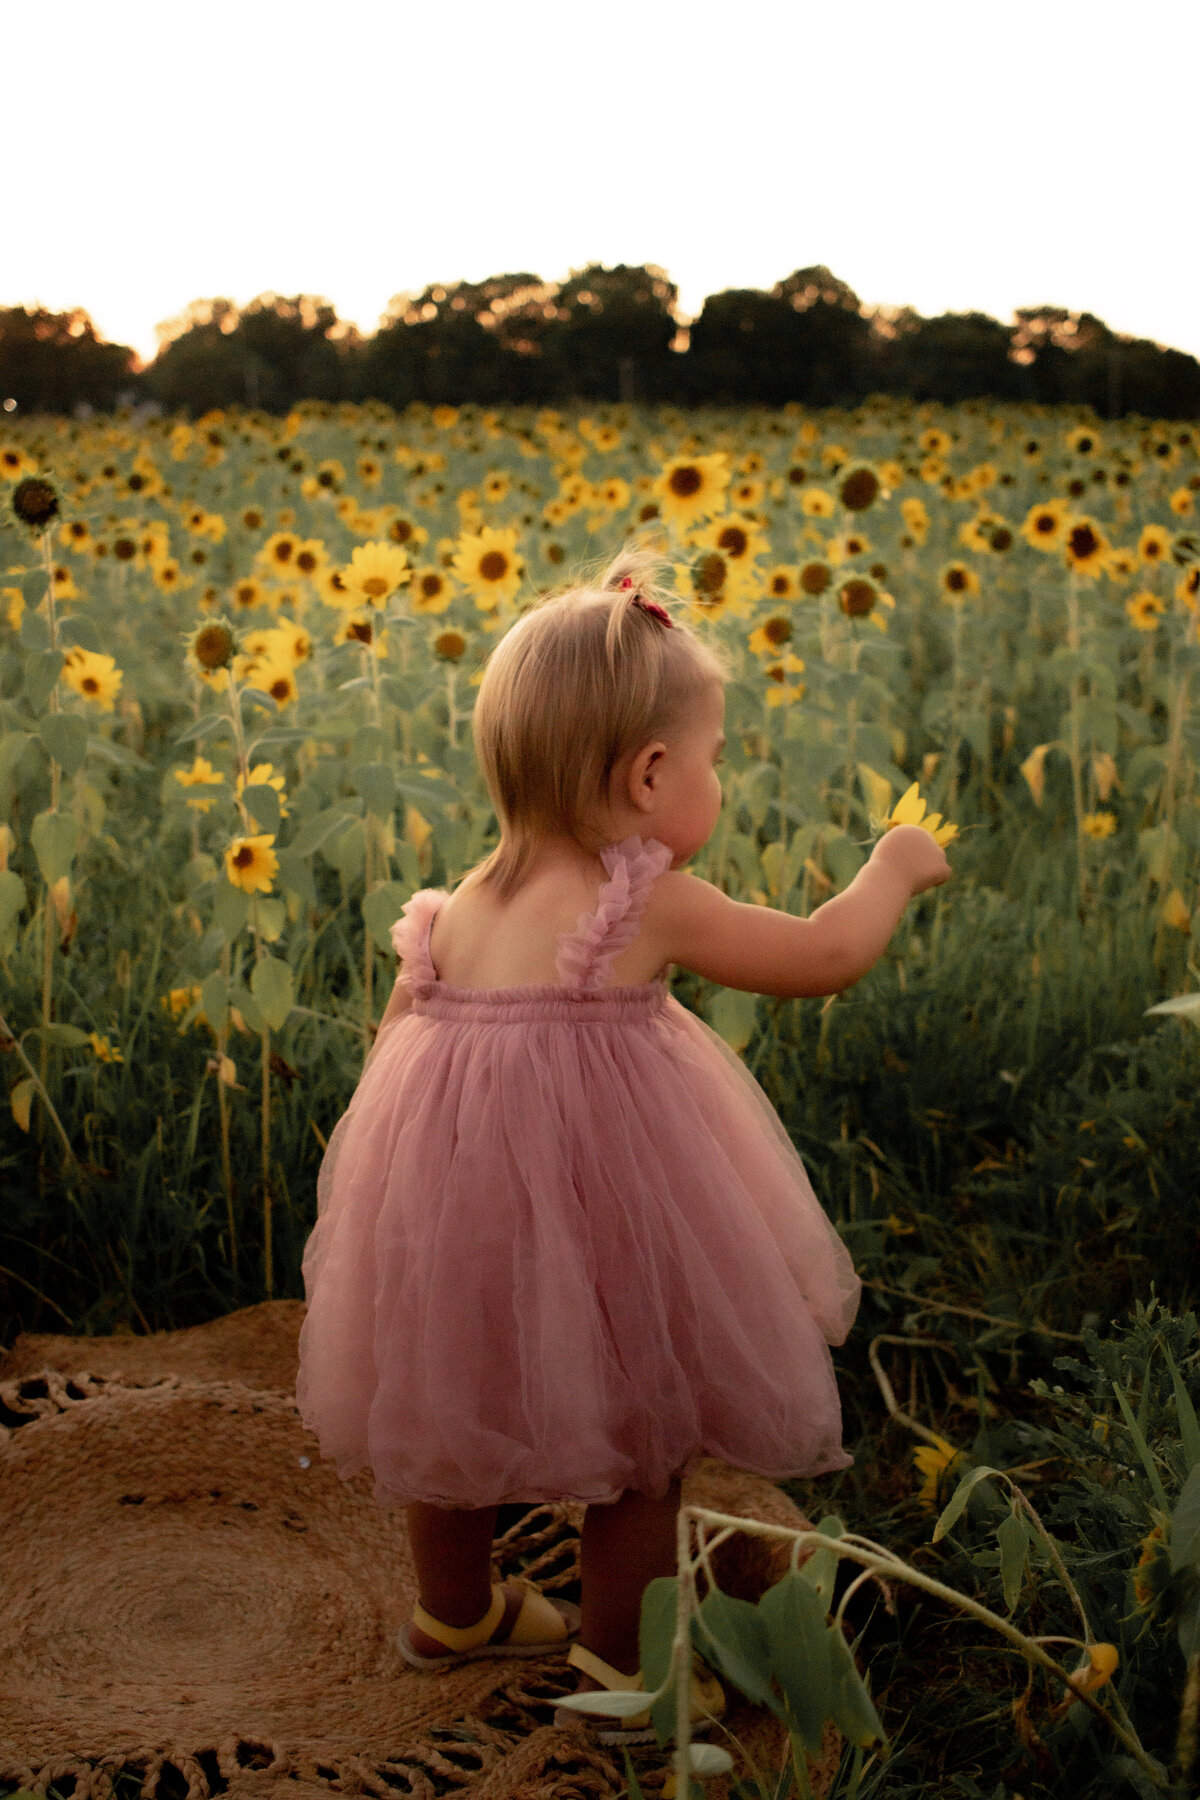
[871, 823, 952, 899]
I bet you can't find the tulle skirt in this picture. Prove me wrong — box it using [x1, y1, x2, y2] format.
[295, 985, 860, 1508]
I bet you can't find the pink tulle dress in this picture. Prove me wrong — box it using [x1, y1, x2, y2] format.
[295, 833, 861, 1508]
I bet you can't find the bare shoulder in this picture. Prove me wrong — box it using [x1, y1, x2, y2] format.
[642, 867, 846, 1000]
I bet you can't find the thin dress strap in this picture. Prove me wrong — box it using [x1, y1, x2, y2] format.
[555, 835, 675, 994]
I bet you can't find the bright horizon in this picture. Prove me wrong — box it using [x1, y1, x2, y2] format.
[9, 0, 1200, 373]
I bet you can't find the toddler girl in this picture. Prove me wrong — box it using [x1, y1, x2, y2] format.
[294, 540, 950, 1746]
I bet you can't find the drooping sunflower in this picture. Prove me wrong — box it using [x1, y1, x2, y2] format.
[224, 833, 279, 895]
[451, 526, 524, 610]
[652, 453, 731, 530]
[184, 617, 237, 683]
[9, 475, 60, 533]
[1062, 516, 1109, 580]
[433, 627, 468, 662]
[342, 540, 411, 610]
[838, 463, 881, 512]
[798, 558, 833, 598]
[673, 553, 730, 619]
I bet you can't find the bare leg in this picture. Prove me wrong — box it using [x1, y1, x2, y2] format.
[406, 1501, 499, 1654]
[576, 1472, 683, 1685]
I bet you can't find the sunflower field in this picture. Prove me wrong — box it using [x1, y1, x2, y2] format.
[3, 396, 1200, 1792]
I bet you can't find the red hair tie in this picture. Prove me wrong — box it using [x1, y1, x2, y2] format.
[618, 573, 672, 627]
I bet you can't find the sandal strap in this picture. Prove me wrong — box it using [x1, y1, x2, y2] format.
[567, 1642, 645, 1691]
[411, 1583, 506, 1652]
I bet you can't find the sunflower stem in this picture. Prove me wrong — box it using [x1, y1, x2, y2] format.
[1065, 574, 1089, 907]
[217, 938, 236, 1278]
[37, 528, 62, 1146]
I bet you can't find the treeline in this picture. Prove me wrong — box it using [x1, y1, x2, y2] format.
[4, 264, 1199, 420]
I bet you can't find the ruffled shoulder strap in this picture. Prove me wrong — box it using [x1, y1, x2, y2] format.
[389, 888, 449, 992]
[555, 835, 675, 994]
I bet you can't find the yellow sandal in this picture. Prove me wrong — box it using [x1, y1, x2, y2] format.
[398, 1575, 580, 1670]
[553, 1641, 726, 1746]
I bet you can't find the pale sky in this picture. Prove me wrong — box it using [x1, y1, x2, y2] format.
[9, 0, 1200, 369]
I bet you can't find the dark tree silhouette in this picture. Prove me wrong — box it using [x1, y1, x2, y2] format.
[141, 295, 358, 415]
[0, 306, 138, 413]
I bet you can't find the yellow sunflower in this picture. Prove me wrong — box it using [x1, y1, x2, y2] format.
[748, 614, 795, 658]
[1020, 498, 1071, 552]
[173, 755, 226, 813]
[342, 540, 411, 609]
[900, 496, 930, 545]
[236, 762, 290, 819]
[693, 512, 770, 582]
[885, 783, 958, 847]
[1175, 567, 1200, 612]
[224, 833, 278, 895]
[61, 648, 122, 710]
[1081, 811, 1117, 838]
[410, 566, 456, 614]
[1126, 591, 1165, 631]
[1138, 523, 1173, 567]
[940, 561, 980, 604]
[652, 452, 731, 529]
[799, 487, 836, 519]
[1063, 516, 1109, 580]
[451, 526, 524, 610]
[230, 575, 268, 612]
[1066, 424, 1103, 456]
[764, 565, 800, 602]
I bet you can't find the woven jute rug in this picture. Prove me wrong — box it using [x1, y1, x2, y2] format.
[0, 1301, 841, 1800]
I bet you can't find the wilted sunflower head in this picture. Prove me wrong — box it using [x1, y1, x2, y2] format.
[11, 476, 60, 532]
[839, 464, 881, 512]
[799, 559, 833, 597]
[838, 575, 879, 618]
[187, 617, 237, 673]
[434, 627, 467, 662]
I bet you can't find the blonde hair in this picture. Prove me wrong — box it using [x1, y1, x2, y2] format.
[463, 535, 734, 903]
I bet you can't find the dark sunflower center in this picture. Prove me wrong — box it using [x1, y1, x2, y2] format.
[233, 846, 254, 869]
[800, 562, 831, 596]
[840, 469, 879, 510]
[1070, 525, 1099, 559]
[695, 553, 726, 594]
[668, 465, 703, 498]
[479, 551, 508, 581]
[717, 526, 748, 558]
